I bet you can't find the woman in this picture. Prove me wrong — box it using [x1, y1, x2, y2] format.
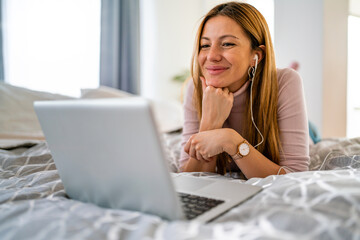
[179, 2, 309, 178]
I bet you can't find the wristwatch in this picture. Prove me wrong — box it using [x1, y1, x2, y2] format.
[231, 140, 250, 160]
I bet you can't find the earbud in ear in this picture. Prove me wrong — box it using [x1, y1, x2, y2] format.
[253, 54, 259, 68]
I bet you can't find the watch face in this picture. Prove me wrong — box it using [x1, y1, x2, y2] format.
[239, 143, 250, 156]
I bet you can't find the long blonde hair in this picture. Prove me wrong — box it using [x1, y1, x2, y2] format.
[190, 2, 281, 174]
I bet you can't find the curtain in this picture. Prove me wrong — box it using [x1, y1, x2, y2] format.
[0, 0, 4, 82]
[99, 0, 140, 94]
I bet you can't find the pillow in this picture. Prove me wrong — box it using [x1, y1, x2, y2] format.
[150, 99, 183, 133]
[0, 83, 73, 140]
[81, 86, 183, 133]
[0, 82, 182, 141]
[81, 85, 134, 99]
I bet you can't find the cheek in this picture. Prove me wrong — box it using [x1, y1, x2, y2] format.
[229, 54, 250, 70]
[198, 53, 206, 66]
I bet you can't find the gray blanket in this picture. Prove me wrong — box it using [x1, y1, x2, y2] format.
[1, 135, 360, 240]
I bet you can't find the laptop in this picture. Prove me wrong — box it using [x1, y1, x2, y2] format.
[34, 97, 262, 222]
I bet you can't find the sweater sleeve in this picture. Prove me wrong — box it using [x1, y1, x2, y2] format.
[178, 80, 200, 171]
[277, 68, 310, 172]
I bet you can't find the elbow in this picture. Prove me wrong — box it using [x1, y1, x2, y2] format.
[281, 157, 310, 173]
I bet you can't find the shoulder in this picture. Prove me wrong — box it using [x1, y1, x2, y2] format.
[276, 68, 304, 95]
[183, 78, 196, 110]
[277, 67, 302, 86]
[183, 78, 195, 103]
[276, 68, 306, 114]
[184, 78, 195, 95]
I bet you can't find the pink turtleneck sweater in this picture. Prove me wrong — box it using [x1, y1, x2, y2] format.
[179, 68, 310, 173]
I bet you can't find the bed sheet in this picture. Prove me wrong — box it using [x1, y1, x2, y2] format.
[1, 135, 360, 240]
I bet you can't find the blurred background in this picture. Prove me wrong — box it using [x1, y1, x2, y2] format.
[0, 0, 359, 139]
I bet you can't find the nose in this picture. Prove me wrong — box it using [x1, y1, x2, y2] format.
[207, 45, 222, 62]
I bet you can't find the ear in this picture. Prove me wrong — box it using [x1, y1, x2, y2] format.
[252, 45, 266, 66]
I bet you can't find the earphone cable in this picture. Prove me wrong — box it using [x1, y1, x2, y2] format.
[249, 59, 264, 149]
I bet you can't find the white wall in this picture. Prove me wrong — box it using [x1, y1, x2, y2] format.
[274, 0, 349, 138]
[141, 0, 350, 138]
[350, 0, 360, 17]
[140, 0, 204, 102]
[274, 0, 324, 135]
[140, 0, 275, 103]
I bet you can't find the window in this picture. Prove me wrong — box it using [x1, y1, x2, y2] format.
[248, 0, 275, 43]
[2, 0, 101, 97]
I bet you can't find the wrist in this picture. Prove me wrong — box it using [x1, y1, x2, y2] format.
[223, 128, 242, 155]
[184, 157, 216, 173]
[199, 120, 223, 131]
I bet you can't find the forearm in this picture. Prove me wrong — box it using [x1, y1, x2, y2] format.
[224, 129, 286, 178]
[181, 123, 220, 173]
[233, 149, 286, 178]
[182, 80, 233, 172]
[182, 128, 287, 176]
[182, 157, 216, 172]
[199, 121, 222, 132]
[183, 121, 221, 172]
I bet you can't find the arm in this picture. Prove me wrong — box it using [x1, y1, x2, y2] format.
[181, 76, 281, 175]
[179, 80, 214, 172]
[276, 68, 309, 172]
[182, 78, 233, 172]
[182, 124, 218, 173]
[183, 69, 309, 177]
[230, 69, 309, 176]
[183, 114, 229, 172]
[223, 129, 287, 178]
[184, 128, 286, 178]
[182, 100, 227, 172]
[231, 69, 309, 176]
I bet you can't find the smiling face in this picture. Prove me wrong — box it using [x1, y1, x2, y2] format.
[198, 15, 254, 92]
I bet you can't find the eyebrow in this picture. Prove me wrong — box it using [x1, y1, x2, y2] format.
[201, 35, 239, 40]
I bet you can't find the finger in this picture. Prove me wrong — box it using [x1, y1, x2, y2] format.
[196, 151, 206, 162]
[229, 92, 234, 105]
[200, 151, 211, 162]
[203, 156, 213, 163]
[209, 156, 217, 162]
[205, 154, 214, 162]
[200, 76, 207, 92]
[223, 87, 229, 94]
[203, 156, 211, 162]
[184, 139, 190, 154]
[194, 145, 204, 161]
[189, 145, 197, 160]
[205, 155, 214, 162]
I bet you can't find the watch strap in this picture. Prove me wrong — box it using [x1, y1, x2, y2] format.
[231, 140, 247, 160]
[231, 152, 243, 160]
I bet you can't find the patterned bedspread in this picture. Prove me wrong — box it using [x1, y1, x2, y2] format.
[1, 134, 360, 240]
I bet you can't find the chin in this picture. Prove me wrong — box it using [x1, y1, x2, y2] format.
[206, 79, 226, 88]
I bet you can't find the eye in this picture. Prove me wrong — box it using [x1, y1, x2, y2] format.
[222, 42, 235, 47]
[200, 44, 210, 49]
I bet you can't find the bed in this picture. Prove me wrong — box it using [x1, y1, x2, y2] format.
[1, 82, 360, 240]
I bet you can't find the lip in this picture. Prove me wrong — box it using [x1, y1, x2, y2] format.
[205, 66, 229, 75]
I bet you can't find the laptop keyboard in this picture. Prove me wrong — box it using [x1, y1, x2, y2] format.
[178, 192, 224, 220]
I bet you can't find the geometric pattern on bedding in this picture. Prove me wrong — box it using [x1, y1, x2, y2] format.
[1, 136, 360, 240]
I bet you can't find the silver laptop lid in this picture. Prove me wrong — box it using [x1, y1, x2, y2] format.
[34, 98, 184, 220]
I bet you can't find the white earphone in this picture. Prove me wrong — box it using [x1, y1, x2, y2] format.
[253, 54, 258, 67]
[250, 53, 264, 148]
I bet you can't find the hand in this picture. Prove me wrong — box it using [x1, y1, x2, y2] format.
[200, 77, 234, 131]
[184, 128, 239, 162]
